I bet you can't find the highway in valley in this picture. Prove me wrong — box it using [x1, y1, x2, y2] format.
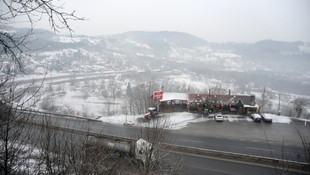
[23, 111, 310, 174]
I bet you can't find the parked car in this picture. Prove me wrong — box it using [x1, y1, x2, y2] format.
[214, 114, 224, 122]
[250, 114, 262, 122]
[260, 113, 272, 123]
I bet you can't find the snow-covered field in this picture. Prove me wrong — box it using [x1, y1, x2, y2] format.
[262, 114, 292, 124]
[99, 112, 211, 130]
[12, 67, 310, 131]
[12, 71, 309, 132]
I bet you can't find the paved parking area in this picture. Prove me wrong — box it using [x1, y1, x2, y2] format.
[173, 115, 310, 145]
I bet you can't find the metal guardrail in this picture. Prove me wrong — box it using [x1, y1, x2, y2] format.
[163, 143, 310, 173]
[19, 112, 310, 174]
[15, 108, 101, 122]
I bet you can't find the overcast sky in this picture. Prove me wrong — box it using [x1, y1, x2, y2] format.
[13, 0, 310, 43]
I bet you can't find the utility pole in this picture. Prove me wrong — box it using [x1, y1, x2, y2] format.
[261, 87, 266, 113]
[278, 93, 281, 115]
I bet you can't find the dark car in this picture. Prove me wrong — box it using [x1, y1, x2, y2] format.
[144, 107, 158, 120]
[250, 114, 262, 122]
[260, 113, 273, 123]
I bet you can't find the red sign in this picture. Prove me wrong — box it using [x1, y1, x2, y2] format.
[153, 91, 163, 100]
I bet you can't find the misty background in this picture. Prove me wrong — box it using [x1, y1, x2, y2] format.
[2, 0, 310, 118]
[8, 0, 310, 43]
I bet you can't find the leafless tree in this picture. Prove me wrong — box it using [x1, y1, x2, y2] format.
[0, 99, 38, 174]
[296, 130, 310, 165]
[258, 87, 275, 113]
[99, 79, 108, 97]
[31, 118, 116, 174]
[40, 95, 56, 111]
[260, 87, 267, 113]
[130, 81, 158, 115]
[102, 101, 112, 116]
[60, 105, 75, 116]
[1, 0, 83, 174]
[211, 83, 228, 95]
[131, 83, 147, 114]
[1, 0, 84, 76]
[292, 98, 309, 118]
[130, 117, 182, 174]
[265, 129, 310, 174]
[0, 76, 45, 174]
[100, 80, 116, 116]
[281, 104, 295, 117]
[82, 86, 90, 101]
[33, 117, 166, 174]
[70, 76, 77, 87]
[81, 104, 89, 118]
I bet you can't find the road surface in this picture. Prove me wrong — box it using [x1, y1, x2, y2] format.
[27, 112, 310, 163]
[20, 112, 309, 174]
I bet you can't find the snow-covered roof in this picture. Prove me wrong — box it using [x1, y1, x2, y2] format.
[243, 104, 259, 108]
[160, 93, 188, 102]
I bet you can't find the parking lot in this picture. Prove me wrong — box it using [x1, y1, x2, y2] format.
[174, 114, 310, 145]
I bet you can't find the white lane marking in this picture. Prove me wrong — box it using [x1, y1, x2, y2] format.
[245, 147, 275, 152]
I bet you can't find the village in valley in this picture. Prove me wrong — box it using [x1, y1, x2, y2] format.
[158, 90, 257, 114]
[144, 88, 276, 124]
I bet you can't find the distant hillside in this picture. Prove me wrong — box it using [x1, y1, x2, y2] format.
[118, 31, 208, 48]
[3, 27, 310, 96]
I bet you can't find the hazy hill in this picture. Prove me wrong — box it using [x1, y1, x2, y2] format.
[3, 27, 310, 96]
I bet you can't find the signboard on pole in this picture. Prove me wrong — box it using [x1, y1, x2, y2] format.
[153, 91, 163, 100]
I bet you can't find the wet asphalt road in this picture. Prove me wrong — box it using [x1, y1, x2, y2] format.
[179, 153, 308, 175]
[28, 113, 310, 174]
[30, 113, 310, 163]
[172, 117, 310, 163]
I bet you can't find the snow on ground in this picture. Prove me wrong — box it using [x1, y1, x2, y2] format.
[14, 71, 70, 81]
[225, 114, 293, 124]
[100, 114, 144, 125]
[54, 36, 82, 43]
[226, 115, 253, 122]
[99, 112, 211, 130]
[13, 72, 303, 129]
[52, 84, 105, 117]
[170, 73, 233, 92]
[100, 112, 211, 130]
[263, 114, 292, 124]
[166, 112, 210, 129]
[127, 39, 151, 49]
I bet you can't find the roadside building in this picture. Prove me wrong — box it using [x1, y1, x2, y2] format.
[159, 93, 188, 112]
[188, 94, 209, 112]
[188, 93, 258, 114]
[158, 92, 258, 114]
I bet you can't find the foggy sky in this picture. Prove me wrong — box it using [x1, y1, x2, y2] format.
[10, 0, 310, 43]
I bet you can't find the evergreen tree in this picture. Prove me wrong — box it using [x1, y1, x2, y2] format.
[126, 82, 132, 97]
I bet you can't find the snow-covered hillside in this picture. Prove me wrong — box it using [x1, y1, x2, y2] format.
[3, 27, 310, 118]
